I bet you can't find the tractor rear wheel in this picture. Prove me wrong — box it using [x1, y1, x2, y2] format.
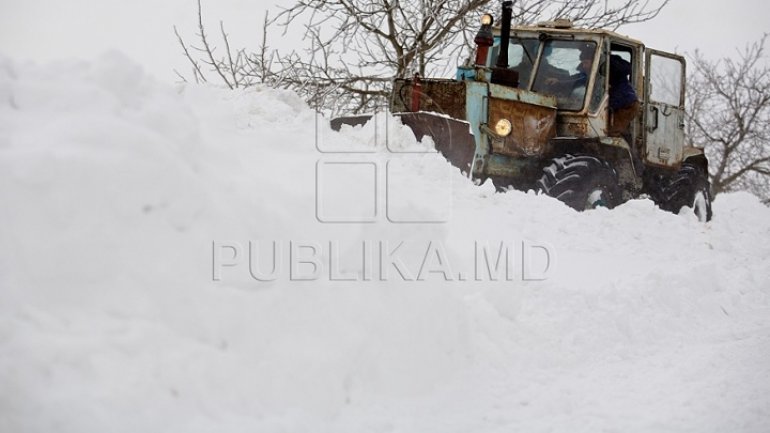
[537, 154, 622, 211]
[657, 162, 713, 222]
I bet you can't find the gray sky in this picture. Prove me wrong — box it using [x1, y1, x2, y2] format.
[1, 0, 767, 82]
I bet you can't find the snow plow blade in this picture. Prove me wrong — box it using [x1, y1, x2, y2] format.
[330, 112, 476, 173]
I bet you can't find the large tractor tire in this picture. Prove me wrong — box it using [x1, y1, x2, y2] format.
[656, 162, 713, 222]
[537, 154, 622, 211]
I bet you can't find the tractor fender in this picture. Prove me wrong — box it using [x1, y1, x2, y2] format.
[682, 147, 709, 175]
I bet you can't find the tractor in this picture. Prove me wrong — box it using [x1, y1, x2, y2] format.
[335, 1, 712, 220]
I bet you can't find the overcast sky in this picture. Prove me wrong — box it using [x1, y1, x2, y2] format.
[1, 0, 767, 82]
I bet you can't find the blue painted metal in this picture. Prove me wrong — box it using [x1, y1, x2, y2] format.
[456, 66, 475, 81]
[464, 80, 489, 176]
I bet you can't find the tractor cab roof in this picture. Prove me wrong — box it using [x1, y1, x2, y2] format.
[494, 20, 645, 50]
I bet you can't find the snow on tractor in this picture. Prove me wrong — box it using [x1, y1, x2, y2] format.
[334, 1, 713, 221]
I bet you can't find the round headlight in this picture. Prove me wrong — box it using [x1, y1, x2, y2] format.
[495, 119, 512, 137]
[481, 14, 493, 26]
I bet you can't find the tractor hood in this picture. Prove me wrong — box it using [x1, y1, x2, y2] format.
[390, 77, 557, 167]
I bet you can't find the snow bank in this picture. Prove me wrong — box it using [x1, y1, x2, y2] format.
[1, 52, 769, 433]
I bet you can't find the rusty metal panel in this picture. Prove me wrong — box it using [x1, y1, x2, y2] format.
[390, 78, 466, 120]
[487, 97, 557, 157]
[488, 83, 557, 108]
[553, 110, 611, 138]
[557, 119, 590, 137]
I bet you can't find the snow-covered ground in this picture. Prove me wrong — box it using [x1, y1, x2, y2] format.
[1, 52, 769, 432]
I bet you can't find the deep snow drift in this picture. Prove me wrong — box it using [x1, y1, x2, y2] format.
[1, 52, 769, 433]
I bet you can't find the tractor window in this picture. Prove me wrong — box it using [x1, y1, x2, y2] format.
[649, 54, 683, 107]
[532, 40, 597, 111]
[489, 37, 539, 88]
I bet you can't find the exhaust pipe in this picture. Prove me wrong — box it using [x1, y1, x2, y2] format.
[491, 0, 517, 86]
[495, 0, 513, 68]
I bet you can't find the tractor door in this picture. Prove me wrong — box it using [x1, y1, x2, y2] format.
[643, 50, 686, 167]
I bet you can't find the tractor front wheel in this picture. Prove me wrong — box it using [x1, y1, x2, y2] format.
[537, 154, 622, 211]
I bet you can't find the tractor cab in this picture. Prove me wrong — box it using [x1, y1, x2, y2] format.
[474, 22, 644, 140]
[473, 18, 689, 171]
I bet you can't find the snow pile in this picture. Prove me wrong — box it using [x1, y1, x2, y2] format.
[1, 52, 769, 433]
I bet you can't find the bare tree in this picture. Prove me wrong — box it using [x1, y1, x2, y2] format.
[686, 35, 770, 204]
[174, 0, 278, 88]
[177, 0, 670, 114]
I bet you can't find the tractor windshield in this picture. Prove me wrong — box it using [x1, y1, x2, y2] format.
[532, 40, 597, 111]
[489, 37, 539, 88]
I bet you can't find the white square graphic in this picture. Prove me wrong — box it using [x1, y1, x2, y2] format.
[316, 161, 378, 223]
[385, 156, 452, 223]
